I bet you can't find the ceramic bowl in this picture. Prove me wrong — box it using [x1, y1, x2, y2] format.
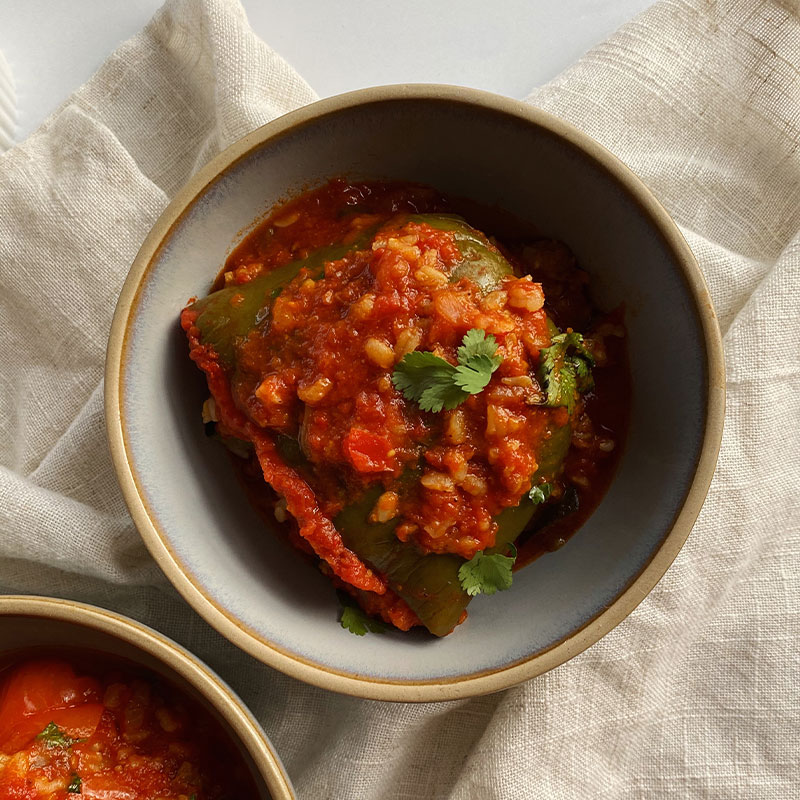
[0, 596, 294, 799]
[106, 85, 724, 701]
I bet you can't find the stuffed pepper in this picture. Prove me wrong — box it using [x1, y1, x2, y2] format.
[181, 180, 627, 637]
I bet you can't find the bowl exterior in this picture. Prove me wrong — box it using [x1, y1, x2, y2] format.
[0, 596, 294, 800]
[106, 85, 725, 701]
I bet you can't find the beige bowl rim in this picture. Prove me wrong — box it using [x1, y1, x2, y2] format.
[0, 595, 295, 799]
[105, 83, 726, 702]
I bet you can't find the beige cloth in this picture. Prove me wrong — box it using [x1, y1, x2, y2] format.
[0, 50, 15, 152]
[1, 0, 798, 796]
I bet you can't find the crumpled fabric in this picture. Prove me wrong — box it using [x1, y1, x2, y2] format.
[0, 50, 15, 153]
[0, 0, 797, 797]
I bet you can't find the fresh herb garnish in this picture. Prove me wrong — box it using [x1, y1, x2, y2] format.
[36, 722, 79, 749]
[392, 351, 467, 412]
[456, 328, 502, 368]
[458, 545, 517, 597]
[337, 592, 389, 636]
[340, 605, 389, 636]
[537, 331, 595, 413]
[392, 329, 502, 412]
[67, 774, 82, 794]
[529, 481, 552, 505]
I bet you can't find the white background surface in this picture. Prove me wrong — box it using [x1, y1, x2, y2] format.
[1, 0, 653, 143]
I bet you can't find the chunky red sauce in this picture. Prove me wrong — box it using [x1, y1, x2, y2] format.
[182, 179, 629, 635]
[515, 311, 629, 567]
[0, 656, 257, 800]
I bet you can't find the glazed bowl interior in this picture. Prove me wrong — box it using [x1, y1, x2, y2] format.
[0, 598, 290, 799]
[110, 87, 723, 700]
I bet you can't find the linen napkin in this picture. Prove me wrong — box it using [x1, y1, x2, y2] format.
[0, 50, 15, 152]
[1, 0, 798, 797]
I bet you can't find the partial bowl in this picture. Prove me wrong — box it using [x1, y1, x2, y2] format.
[0, 595, 294, 799]
[105, 85, 724, 701]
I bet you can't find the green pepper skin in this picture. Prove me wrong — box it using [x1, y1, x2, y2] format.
[333, 420, 572, 636]
[491, 421, 572, 552]
[191, 235, 378, 368]
[411, 214, 515, 292]
[334, 489, 468, 637]
[191, 214, 514, 368]
[193, 262, 299, 368]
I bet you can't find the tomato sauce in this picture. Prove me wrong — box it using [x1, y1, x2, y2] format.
[0, 655, 258, 800]
[181, 179, 630, 634]
[515, 313, 630, 567]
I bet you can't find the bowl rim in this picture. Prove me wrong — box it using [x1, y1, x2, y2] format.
[0, 595, 295, 799]
[105, 83, 725, 702]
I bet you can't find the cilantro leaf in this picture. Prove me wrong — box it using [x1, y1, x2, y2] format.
[453, 353, 497, 394]
[458, 550, 516, 596]
[36, 722, 79, 749]
[392, 351, 456, 400]
[393, 329, 503, 413]
[537, 331, 595, 414]
[340, 605, 389, 636]
[457, 329, 500, 363]
[67, 775, 82, 794]
[551, 362, 577, 409]
[529, 482, 552, 504]
[418, 380, 469, 412]
[573, 354, 592, 381]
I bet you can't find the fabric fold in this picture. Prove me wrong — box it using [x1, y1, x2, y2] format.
[0, 50, 15, 152]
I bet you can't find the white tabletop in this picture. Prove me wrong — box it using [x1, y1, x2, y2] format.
[1, 0, 651, 145]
